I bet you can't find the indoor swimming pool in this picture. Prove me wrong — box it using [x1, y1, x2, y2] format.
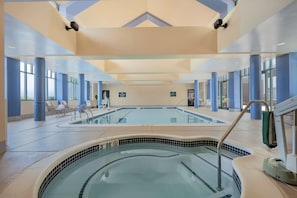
[74, 107, 225, 125]
[39, 138, 246, 198]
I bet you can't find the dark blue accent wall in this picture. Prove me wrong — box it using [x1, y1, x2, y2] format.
[196, 0, 228, 18]
[62, 74, 68, 102]
[56, 73, 63, 102]
[249, 55, 261, 120]
[5, 57, 20, 117]
[60, 0, 97, 21]
[97, 81, 102, 108]
[276, 53, 297, 103]
[207, 79, 210, 99]
[34, 58, 46, 121]
[211, 72, 218, 112]
[228, 71, 241, 111]
[228, 72, 234, 109]
[57, 73, 68, 103]
[78, 74, 85, 108]
[289, 53, 297, 97]
[85, 80, 90, 101]
[194, 80, 199, 108]
[276, 54, 290, 103]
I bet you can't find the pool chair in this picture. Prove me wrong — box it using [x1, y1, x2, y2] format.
[46, 101, 65, 117]
[99, 98, 110, 109]
[61, 100, 72, 115]
[205, 99, 211, 108]
[100, 99, 107, 108]
[56, 103, 66, 116]
[46, 101, 57, 115]
[86, 100, 92, 108]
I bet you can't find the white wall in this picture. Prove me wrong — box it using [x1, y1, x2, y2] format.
[21, 101, 34, 115]
[18, 84, 195, 117]
[102, 84, 194, 106]
[20, 100, 79, 116]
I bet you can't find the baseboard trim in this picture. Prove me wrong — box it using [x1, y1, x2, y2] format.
[229, 108, 241, 112]
[0, 140, 6, 153]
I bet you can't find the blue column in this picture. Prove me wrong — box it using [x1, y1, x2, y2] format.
[78, 74, 85, 108]
[194, 80, 199, 108]
[34, 58, 46, 121]
[0, 1, 6, 152]
[249, 55, 261, 119]
[85, 80, 90, 101]
[97, 81, 102, 108]
[228, 71, 241, 111]
[289, 53, 297, 97]
[211, 72, 218, 112]
[276, 53, 297, 103]
[56, 73, 68, 103]
[62, 74, 68, 102]
[5, 57, 20, 117]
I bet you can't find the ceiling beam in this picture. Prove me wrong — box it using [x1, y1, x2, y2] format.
[77, 27, 217, 57]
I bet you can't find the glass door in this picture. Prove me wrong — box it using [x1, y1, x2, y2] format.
[263, 68, 277, 110]
[187, 89, 194, 106]
[219, 80, 228, 109]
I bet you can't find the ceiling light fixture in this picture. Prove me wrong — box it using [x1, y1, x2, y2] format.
[214, 19, 228, 30]
[65, 21, 79, 31]
[276, 42, 286, 47]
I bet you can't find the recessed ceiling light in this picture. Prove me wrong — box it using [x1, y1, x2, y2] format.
[277, 42, 286, 46]
[8, 45, 16, 49]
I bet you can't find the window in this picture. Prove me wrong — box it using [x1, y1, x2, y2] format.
[89, 83, 93, 100]
[46, 69, 56, 100]
[241, 68, 249, 109]
[262, 58, 277, 110]
[218, 74, 228, 109]
[68, 76, 78, 100]
[20, 62, 35, 100]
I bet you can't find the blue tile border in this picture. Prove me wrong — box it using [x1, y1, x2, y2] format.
[233, 170, 242, 193]
[38, 137, 249, 198]
[70, 107, 227, 125]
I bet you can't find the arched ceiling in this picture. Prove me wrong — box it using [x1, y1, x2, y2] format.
[4, 0, 297, 85]
[58, 0, 233, 28]
[72, 0, 219, 28]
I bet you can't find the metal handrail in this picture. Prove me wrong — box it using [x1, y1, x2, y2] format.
[86, 108, 94, 123]
[87, 108, 94, 119]
[217, 100, 270, 191]
[75, 104, 95, 123]
[83, 110, 90, 121]
[79, 105, 90, 121]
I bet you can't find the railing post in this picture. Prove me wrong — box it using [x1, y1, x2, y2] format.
[217, 148, 222, 191]
[217, 100, 269, 191]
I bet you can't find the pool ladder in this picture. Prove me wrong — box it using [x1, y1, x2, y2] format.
[217, 100, 270, 191]
[78, 105, 94, 122]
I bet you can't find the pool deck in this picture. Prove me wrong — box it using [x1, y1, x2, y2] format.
[0, 107, 297, 197]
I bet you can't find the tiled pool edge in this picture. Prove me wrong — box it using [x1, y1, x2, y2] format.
[35, 135, 250, 198]
[67, 107, 229, 126]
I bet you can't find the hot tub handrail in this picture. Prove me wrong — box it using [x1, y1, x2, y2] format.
[217, 100, 270, 191]
[78, 104, 91, 121]
[87, 107, 94, 120]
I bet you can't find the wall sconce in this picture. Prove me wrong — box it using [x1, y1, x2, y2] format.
[65, 21, 79, 31]
[214, 19, 228, 29]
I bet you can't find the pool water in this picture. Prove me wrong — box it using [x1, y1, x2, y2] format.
[42, 144, 240, 198]
[75, 107, 224, 125]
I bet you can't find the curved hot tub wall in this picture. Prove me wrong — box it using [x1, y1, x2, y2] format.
[34, 134, 251, 198]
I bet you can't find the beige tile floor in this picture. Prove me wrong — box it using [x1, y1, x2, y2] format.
[1, 107, 297, 197]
